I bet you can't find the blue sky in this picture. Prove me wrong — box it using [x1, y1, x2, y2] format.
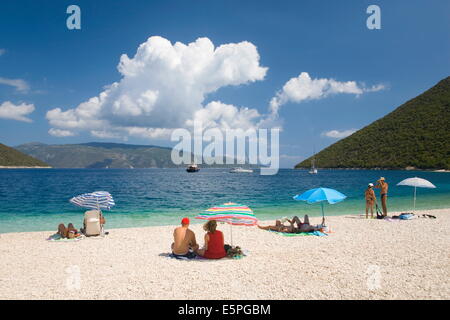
[0, 0, 449, 167]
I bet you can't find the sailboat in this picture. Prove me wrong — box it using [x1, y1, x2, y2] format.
[309, 154, 318, 174]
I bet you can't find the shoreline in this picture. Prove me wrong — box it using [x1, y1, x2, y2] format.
[1, 166, 448, 172]
[0, 208, 449, 299]
[294, 167, 450, 172]
[0, 166, 52, 169]
[2, 206, 450, 235]
[1, 205, 450, 235]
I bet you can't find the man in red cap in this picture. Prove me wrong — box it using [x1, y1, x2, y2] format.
[171, 217, 199, 259]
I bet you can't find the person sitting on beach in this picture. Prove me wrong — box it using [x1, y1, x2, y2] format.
[258, 215, 320, 233]
[365, 183, 376, 219]
[196, 220, 227, 259]
[375, 177, 389, 216]
[171, 217, 199, 259]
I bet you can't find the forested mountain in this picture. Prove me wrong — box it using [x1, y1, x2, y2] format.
[296, 77, 450, 170]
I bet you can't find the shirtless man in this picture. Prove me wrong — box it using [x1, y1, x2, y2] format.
[365, 183, 376, 219]
[375, 177, 388, 216]
[257, 217, 296, 233]
[258, 215, 319, 233]
[171, 217, 199, 259]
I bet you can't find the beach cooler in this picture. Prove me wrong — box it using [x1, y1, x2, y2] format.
[84, 210, 103, 236]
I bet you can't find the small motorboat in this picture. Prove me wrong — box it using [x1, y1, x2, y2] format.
[230, 167, 253, 173]
[186, 164, 200, 172]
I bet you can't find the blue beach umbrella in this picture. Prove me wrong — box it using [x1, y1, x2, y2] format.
[293, 187, 347, 226]
[70, 191, 115, 211]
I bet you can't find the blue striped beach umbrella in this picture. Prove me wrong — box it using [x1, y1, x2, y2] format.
[69, 191, 115, 211]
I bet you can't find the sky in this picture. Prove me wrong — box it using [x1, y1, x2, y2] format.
[0, 0, 449, 167]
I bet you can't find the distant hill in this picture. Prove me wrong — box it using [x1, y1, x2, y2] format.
[0, 143, 50, 167]
[296, 76, 450, 170]
[15, 142, 251, 169]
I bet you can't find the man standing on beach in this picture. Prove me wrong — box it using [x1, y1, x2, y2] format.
[375, 177, 389, 216]
[171, 217, 199, 258]
[365, 183, 376, 219]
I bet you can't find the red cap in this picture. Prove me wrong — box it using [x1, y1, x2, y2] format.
[181, 217, 190, 225]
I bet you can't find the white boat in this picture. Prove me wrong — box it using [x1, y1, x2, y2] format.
[230, 167, 253, 173]
[309, 158, 318, 174]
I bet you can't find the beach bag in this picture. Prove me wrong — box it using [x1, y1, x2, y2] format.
[225, 245, 243, 259]
[399, 213, 414, 220]
[376, 204, 384, 219]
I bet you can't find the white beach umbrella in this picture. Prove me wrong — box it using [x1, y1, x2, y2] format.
[397, 177, 436, 209]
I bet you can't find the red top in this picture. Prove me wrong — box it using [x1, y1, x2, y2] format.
[204, 230, 226, 259]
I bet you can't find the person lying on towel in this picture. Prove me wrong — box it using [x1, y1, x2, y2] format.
[257, 215, 320, 233]
[171, 217, 199, 259]
[57, 223, 81, 239]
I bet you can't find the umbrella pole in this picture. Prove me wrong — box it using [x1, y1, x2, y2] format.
[230, 224, 233, 247]
[413, 186, 417, 211]
[321, 202, 325, 226]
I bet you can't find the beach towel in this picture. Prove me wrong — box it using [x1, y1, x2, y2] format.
[161, 250, 248, 261]
[46, 234, 84, 242]
[268, 230, 328, 237]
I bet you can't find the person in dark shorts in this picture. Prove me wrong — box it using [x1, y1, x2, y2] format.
[375, 177, 389, 216]
[171, 217, 199, 259]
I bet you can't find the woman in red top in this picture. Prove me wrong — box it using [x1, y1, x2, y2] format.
[196, 220, 226, 259]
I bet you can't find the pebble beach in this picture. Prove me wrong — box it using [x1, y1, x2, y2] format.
[0, 208, 449, 300]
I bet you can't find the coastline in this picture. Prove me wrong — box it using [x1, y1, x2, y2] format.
[1, 166, 448, 172]
[294, 167, 450, 172]
[0, 166, 52, 169]
[1, 208, 448, 300]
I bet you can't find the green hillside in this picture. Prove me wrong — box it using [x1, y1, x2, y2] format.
[0, 143, 49, 167]
[15, 142, 180, 168]
[296, 76, 450, 170]
[16, 142, 251, 169]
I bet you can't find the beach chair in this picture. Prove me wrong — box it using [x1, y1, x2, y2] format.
[83, 210, 104, 236]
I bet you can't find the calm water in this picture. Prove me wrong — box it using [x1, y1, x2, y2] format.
[0, 168, 449, 233]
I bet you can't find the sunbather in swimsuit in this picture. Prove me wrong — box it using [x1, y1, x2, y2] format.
[288, 215, 321, 233]
[57, 223, 80, 238]
[257, 219, 296, 233]
[258, 215, 320, 233]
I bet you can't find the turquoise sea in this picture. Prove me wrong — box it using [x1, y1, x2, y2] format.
[0, 168, 449, 233]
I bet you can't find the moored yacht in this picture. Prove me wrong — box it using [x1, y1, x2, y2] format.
[186, 164, 200, 172]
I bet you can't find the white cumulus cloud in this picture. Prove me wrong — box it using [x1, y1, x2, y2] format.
[0, 101, 35, 122]
[188, 101, 261, 131]
[269, 72, 384, 115]
[47, 36, 268, 139]
[322, 129, 357, 139]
